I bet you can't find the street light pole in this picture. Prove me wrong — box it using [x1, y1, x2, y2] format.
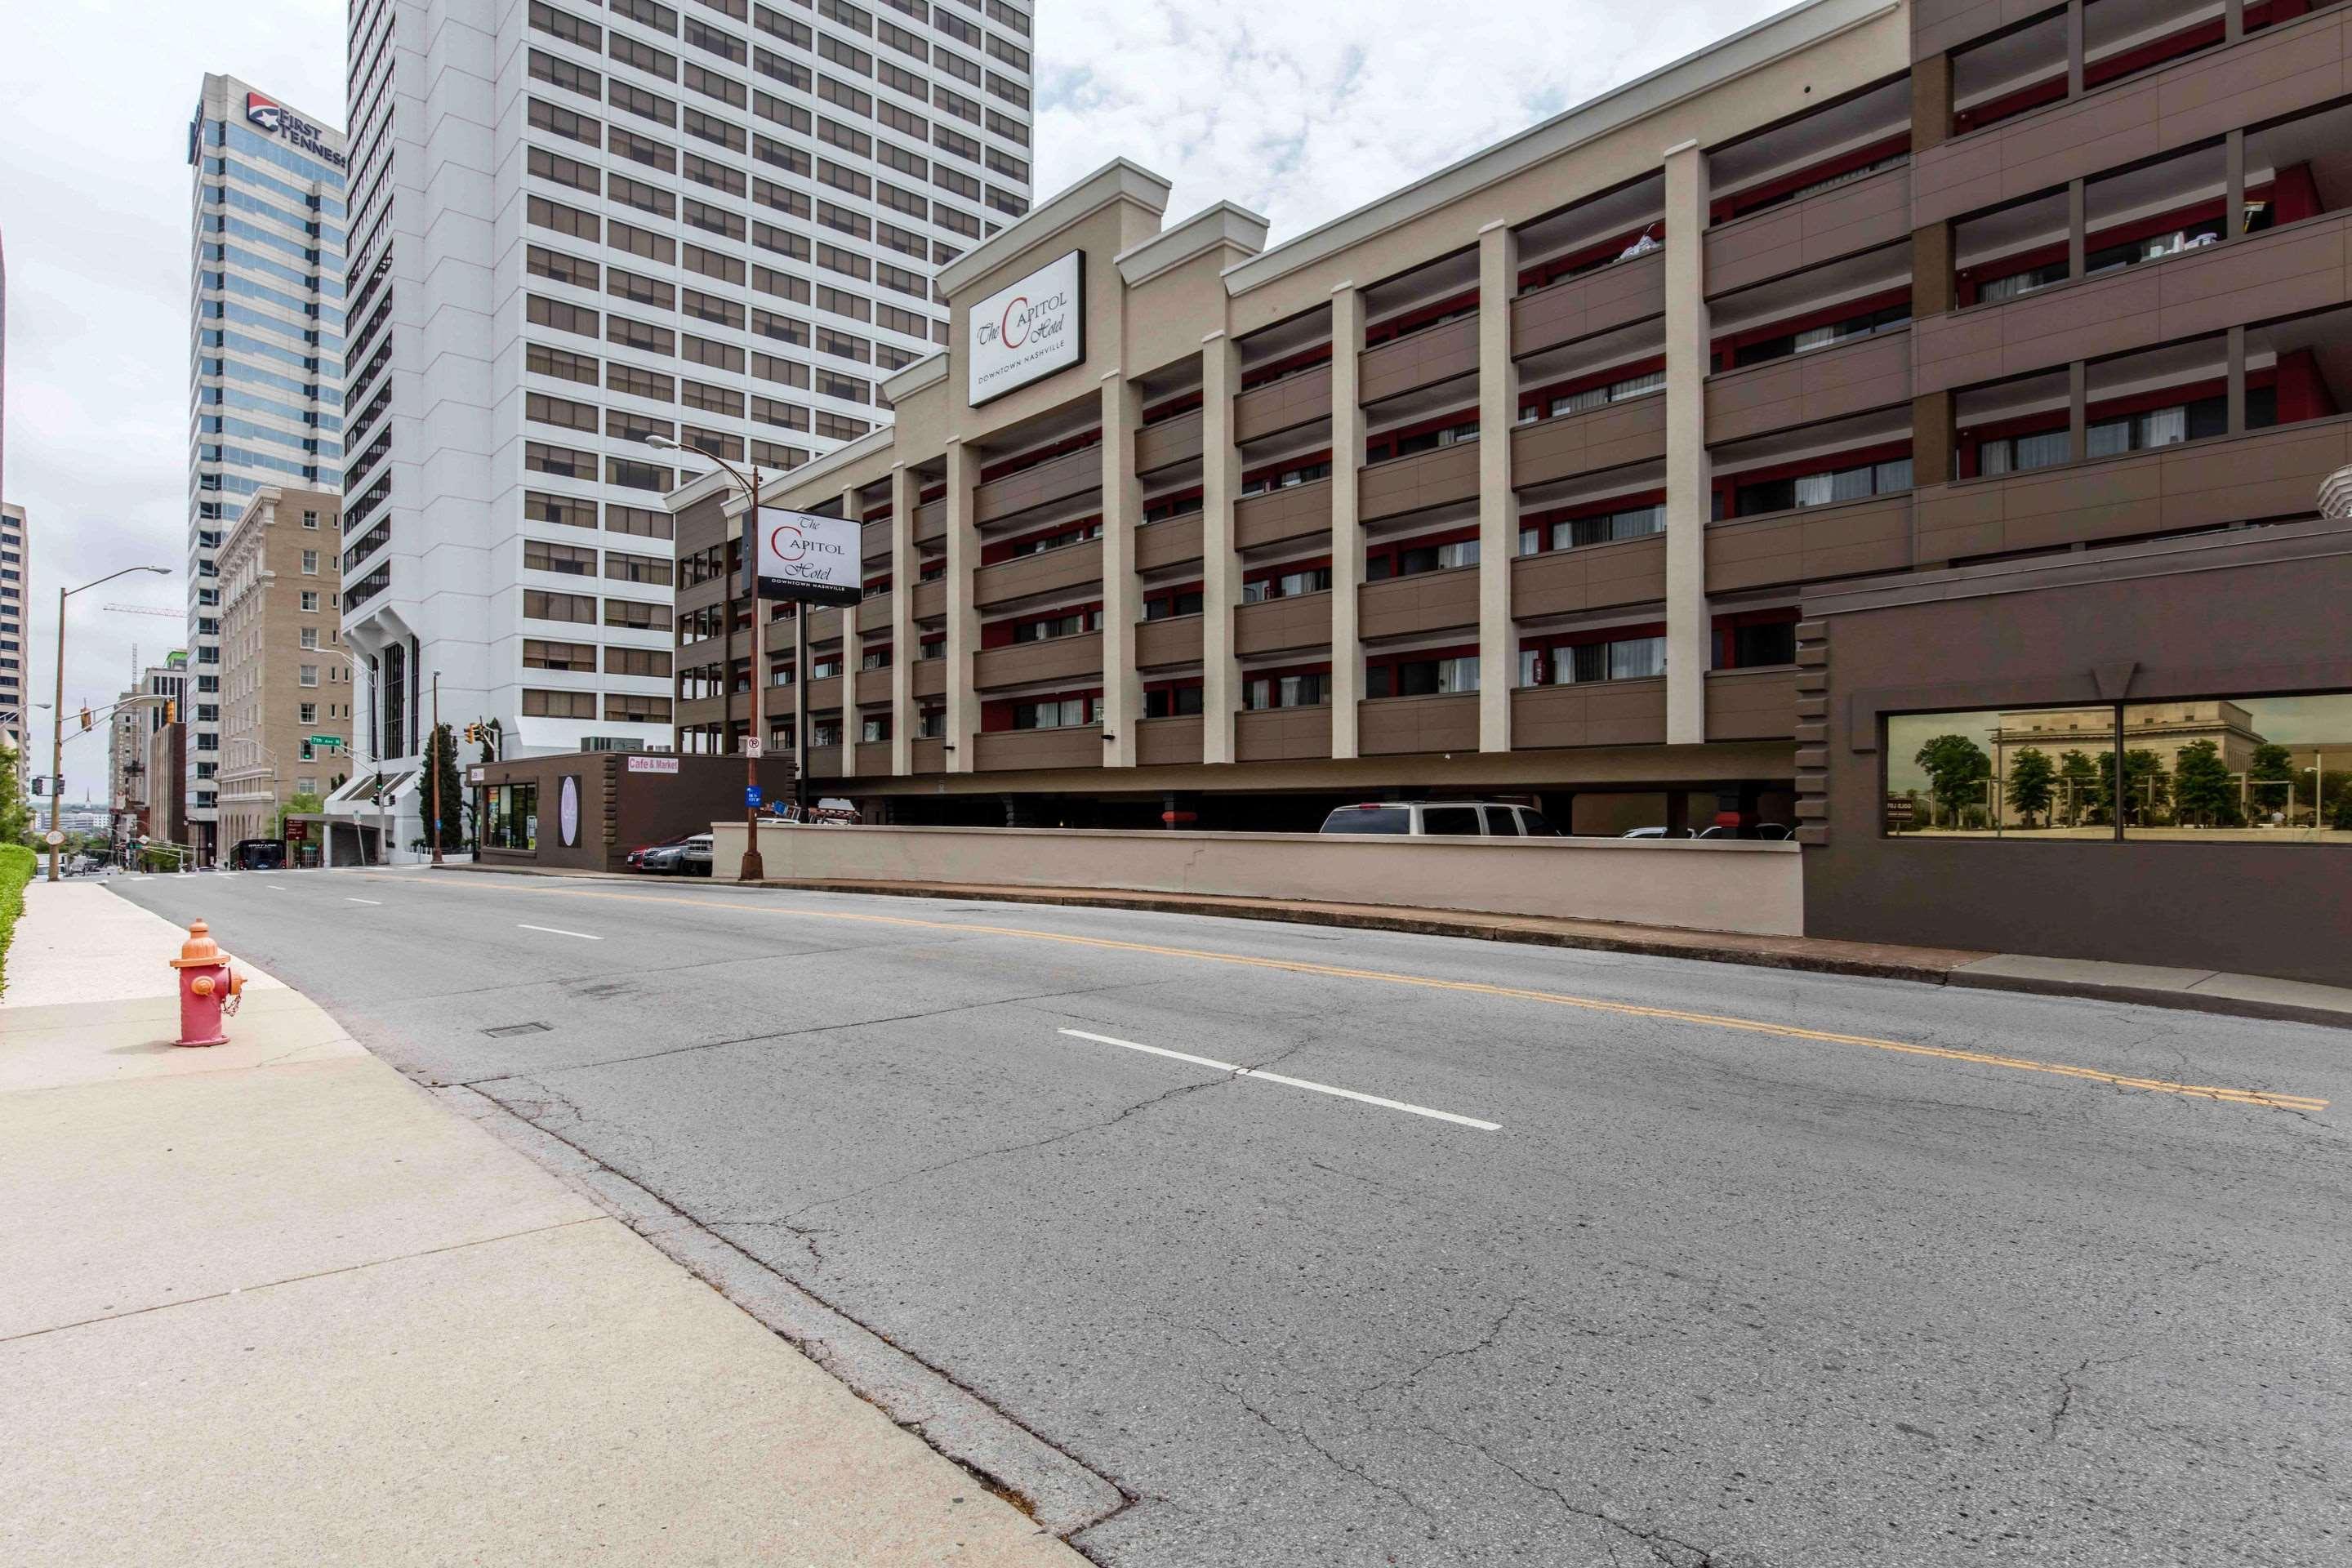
[651, 435, 765, 880]
[429, 672, 444, 867]
[48, 565, 172, 883]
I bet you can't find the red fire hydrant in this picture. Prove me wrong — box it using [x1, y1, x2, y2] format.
[169, 920, 245, 1048]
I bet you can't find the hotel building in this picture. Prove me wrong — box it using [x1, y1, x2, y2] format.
[673, 0, 2352, 982]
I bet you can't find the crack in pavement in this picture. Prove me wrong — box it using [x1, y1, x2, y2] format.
[1226, 1384, 1441, 1532]
[1351, 1295, 1532, 1399]
[1416, 1422, 1726, 1567]
[2047, 1353, 2137, 1441]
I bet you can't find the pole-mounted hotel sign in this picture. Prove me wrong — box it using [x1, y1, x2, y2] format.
[744, 506, 863, 605]
[968, 250, 1084, 405]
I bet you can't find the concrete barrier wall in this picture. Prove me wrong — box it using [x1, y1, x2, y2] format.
[707, 823, 1804, 937]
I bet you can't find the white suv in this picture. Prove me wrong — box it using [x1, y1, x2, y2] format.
[1319, 802, 1563, 837]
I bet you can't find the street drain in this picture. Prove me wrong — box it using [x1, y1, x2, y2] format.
[482, 1022, 552, 1037]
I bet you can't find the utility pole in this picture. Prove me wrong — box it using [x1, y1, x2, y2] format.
[429, 672, 444, 867]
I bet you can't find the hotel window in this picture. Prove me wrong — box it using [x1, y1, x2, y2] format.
[301, 550, 319, 575]
[1521, 501, 1664, 556]
[1365, 653, 1479, 698]
[861, 715, 891, 743]
[1976, 430, 2073, 476]
[524, 688, 598, 719]
[525, 639, 598, 672]
[1731, 456, 1911, 517]
[526, 540, 599, 576]
[301, 627, 320, 649]
[1012, 695, 1098, 729]
[298, 665, 320, 687]
[525, 589, 598, 624]
[1241, 564, 1330, 603]
[1242, 669, 1329, 710]
[607, 647, 671, 678]
[299, 703, 318, 724]
[301, 590, 320, 612]
[301, 510, 319, 529]
[1519, 632, 1665, 688]
[1145, 683, 1205, 719]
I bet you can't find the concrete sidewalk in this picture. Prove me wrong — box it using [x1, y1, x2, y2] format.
[0, 880, 1094, 1566]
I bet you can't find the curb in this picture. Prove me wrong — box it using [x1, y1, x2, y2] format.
[436, 863, 2352, 1031]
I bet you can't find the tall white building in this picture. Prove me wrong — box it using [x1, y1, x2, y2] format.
[188, 74, 349, 864]
[330, 0, 1035, 847]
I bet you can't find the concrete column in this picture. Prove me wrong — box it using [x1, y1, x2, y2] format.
[1199, 332, 1243, 764]
[943, 438, 979, 773]
[1475, 220, 1517, 753]
[2069, 361, 2089, 461]
[1099, 374, 1143, 771]
[2065, 0, 2086, 98]
[1661, 140, 1711, 747]
[2225, 130, 2246, 242]
[2067, 179, 2087, 285]
[2226, 325, 2247, 434]
[2225, 0, 2243, 42]
[838, 483, 862, 779]
[1327, 284, 1365, 760]
[889, 466, 915, 775]
[1912, 50, 1952, 154]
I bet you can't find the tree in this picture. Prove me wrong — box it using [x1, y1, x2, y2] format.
[2334, 781, 2352, 832]
[2003, 747, 2056, 828]
[275, 791, 325, 836]
[2093, 748, 2168, 826]
[2169, 739, 2242, 827]
[2057, 749, 2103, 826]
[1913, 734, 1991, 828]
[421, 723, 465, 852]
[2247, 742, 2297, 822]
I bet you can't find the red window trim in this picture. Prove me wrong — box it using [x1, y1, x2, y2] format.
[1710, 607, 1800, 669]
[1143, 483, 1206, 518]
[1715, 440, 1913, 516]
[1364, 409, 1478, 464]
[1142, 578, 1205, 615]
[1241, 451, 1332, 490]
[1954, 2, 2308, 136]
[1239, 341, 1333, 390]
[1365, 526, 1477, 579]
[1365, 642, 1480, 681]
[1142, 389, 1204, 424]
[1709, 287, 1910, 370]
[982, 687, 1104, 732]
[980, 599, 1103, 648]
[978, 427, 1102, 484]
[1519, 355, 1668, 418]
[1518, 488, 1667, 553]
[980, 514, 1102, 565]
[1363, 289, 1478, 347]
[1710, 132, 1911, 223]
[1517, 223, 1666, 293]
[1243, 555, 1331, 589]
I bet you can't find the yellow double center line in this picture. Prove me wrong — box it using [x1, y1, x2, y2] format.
[363, 875, 2332, 1113]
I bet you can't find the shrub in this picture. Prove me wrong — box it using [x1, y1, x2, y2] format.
[0, 844, 36, 997]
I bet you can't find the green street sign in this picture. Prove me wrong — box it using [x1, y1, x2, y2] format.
[307, 735, 344, 749]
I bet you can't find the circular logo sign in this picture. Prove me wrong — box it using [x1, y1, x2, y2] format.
[559, 776, 581, 848]
[43, 829, 65, 846]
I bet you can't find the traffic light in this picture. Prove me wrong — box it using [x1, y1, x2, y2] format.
[80, 707, 92, 732]
[464, 722, 483, 746]
[165, 699, 178, 724]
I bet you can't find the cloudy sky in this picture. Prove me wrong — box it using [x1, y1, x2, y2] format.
[2, 0, 1784, 796]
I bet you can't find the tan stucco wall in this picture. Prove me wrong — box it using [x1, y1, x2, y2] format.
[707, 822, 1804, 936]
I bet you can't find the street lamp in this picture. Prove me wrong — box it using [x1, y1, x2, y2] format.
[49, 566, 172, 882]
[649, 434, 769, 881]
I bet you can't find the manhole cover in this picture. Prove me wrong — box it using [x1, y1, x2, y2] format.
[482, 1022, 552, 1038]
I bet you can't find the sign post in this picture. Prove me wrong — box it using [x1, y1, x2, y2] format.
[745, 503, 863, 839]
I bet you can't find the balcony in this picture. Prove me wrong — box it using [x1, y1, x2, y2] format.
[1918, 211, 2352, 396]
[1236, 705, 1330, 762]
[976, 725, 1104, 772]
[863, 519, 891, 564]
[1510, 394, 1667, 489]
[1914, 413, 2352, 560]
[1235, 593, 1331, 657]
[1137, 715, 1204, 767]
[1135, 408, 1205, 474]
[1135, 514, 1204, 573]
[1235, 476, 1333, 551]
[912, 578, 947, 621]
[857, 593, 892, 635]
[853, 739, 892, 775]
[802, 605, 843, 643]
[1510, 249, 1666, 358]
[1705, 330, 1912, 445]
[1913, 7, 2351, 228]
[1359, 564, 1479, 641]
[1236, 362, 1332, 443]
[1361, 314, 1480, 404]
[912, 657, 947, 699]
[911, 737, 946, 774]
[973, 445, 1101, 527]
[1360, 443, 1480, 524]
[854, 667, 891, 706]
[1359, 693, 1478, 755]
[1135, 613, 1203, 670]
[1509, 678, 1667, 749]
[913, 497, 947, 546]
[1510, 535, 1666, 619]
[1703, 167, 1912, 296]
[1704, 492, 1913, 593]
[973, 537, 1103, 608]
[973, 631, 1103, 690]
[804, 744, 843, 779]
[802, 673, 845, 715]
[1704, 668, 1798, 742]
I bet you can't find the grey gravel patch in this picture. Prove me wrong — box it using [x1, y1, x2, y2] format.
[430, 1082, 1130, 1539]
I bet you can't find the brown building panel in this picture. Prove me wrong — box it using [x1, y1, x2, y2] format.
[1912, 0, 2056, 61]
[1704, 668, 1799, 741]
[1235, 593, 1333, 657]
[854, 667, 891, 706]
[973, 444, 1104, 526]
[805, 745, 844, 779]
[800, 673, 845, 719]
[1235, 363, 1333, 443]
[862, 519, 890, 564]
[1510, 536, 1668, 618]
[1235, 705, 1331, 762]
[1359, 443, 1480, 524]
[1704, 167, 1913, 296]
[1510, 250, 1666, 358]
[1137, 715, 1205, 766]
[974, 538, 1106, 608]
[1704, 494, 1914, 593]
[1361, 314, 1480, 404]
[1917, 214, 2352, 397]
[1914, 415, 2352, 559]
[1510, 679, 1669, 749]
[857, 594, 893, 635]
[1135, 408, 1205, 474]
[913, 498, 947, 547]
[911, 737, 945, 773]
[1135, 614, 1205, 669]
[1236, 477, 1334, 551]
[1511, 394, 1668, 490]
[912, 579, 947, 622]
[912, 657, 947, 699]
[1359, 564, 1480, 640]
[974, 631, 1105, 690]
[1704, 329, 1913, 444]
[853, 740, 892, 775]
[1136, 514, 1205, 573]
[1360, 693, 1479, 755]
[977, 726, 1106, 771]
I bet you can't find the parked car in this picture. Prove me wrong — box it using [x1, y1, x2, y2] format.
[1319, 802, 1561, 837]
[1620, 826, 1692, 839]
[637, 834, 712, 875]
[679, 834, 713, 875]
[626, 834, 693, 871]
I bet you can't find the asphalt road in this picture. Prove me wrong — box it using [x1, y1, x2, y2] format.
[109, 866, 2350, 1567]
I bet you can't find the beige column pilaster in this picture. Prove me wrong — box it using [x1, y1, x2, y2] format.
[1200, 331, 1242, 764]
[1475, 220, 1518, 752]
[1662, 140, 1712, 747]
[889, 464, 915, 776]
[837, 483, 862, 778]
[943, 437, 979, 772]
[1099, 373, 1142, 770]
[1327, 284, 1365, 759]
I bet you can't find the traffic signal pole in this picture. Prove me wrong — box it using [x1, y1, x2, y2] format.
[430, 673, 444, 868]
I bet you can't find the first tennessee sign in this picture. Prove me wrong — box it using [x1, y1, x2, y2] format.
[967, 250, 1084, 406]
[744, 507, 862, 606]
[244, 91, 349, 172]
